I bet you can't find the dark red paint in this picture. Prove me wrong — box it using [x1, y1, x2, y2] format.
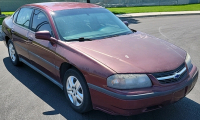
[35, 31, 51, 40]
[90, 66, 198, 115]
[2, 2, 198, 116]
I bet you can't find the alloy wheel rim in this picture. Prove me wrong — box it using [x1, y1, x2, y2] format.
[66, 76, 83, 106]
[9, 43, 16, 62]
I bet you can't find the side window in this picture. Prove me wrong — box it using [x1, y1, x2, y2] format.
[13, 10, 19, 22]
[16, 8, 33, 28]
[31, 9, 52, 36]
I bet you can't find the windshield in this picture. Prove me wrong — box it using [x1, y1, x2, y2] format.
[52, 8, 132, 41]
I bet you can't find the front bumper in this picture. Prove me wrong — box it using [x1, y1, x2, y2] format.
[88, 66, 198, 116]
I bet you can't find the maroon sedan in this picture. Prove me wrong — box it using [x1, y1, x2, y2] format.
[1, 2, 198, 116]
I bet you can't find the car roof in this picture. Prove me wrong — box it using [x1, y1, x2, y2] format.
[25, 2, 102, 11]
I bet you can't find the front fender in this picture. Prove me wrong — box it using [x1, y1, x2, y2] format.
[55, 40, 116, 87]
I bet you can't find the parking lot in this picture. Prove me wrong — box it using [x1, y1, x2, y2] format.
[0, 15, 200, 120]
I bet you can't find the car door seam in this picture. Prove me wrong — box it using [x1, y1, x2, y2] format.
[15, 43, 59, 70]
[29, 51, 59, 70]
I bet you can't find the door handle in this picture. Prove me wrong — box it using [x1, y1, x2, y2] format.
[27, 37, 33, 42]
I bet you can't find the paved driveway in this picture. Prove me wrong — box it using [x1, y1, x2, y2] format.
[0, 15, 200, 120]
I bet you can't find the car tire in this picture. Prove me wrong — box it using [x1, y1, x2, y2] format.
[8, 40, 21, 66]
[63, 68, 92, 113]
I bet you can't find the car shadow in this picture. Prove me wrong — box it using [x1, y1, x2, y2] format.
[3, 57, 200, 120]
[119, 17, 140, 25]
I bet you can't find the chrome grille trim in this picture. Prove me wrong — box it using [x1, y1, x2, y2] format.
[152, 63, 187, 84]
[157, 67, 187, 81]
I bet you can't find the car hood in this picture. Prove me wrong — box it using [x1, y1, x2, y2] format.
[69, 32, 186, 73]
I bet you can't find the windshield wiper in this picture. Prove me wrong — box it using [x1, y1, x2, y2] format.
[103, 34, 120, 39]
[67, 37, 92, 42]
[130, 29, 137, 32]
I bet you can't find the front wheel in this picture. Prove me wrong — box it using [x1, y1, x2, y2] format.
[8, 40, 21, 66]
[63, 69, 92, 113]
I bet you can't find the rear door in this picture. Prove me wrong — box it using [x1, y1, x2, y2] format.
[27, 9, 58, 80]
[12, 7, 33, 62]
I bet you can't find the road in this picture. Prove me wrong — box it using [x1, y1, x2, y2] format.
[0, 15, 200, 120]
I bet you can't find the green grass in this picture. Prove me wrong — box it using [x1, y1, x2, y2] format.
[2, 12, 14, 16]
[107, 3, 200, 14]
[0, 12, 14, 25]
[2, 3, 200, 15]
[0, 3, 200, 20]
[0, 17, 6, 25]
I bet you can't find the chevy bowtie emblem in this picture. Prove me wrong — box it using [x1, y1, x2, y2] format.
[174, 73, 181, 79]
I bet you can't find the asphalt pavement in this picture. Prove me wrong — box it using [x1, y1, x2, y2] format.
[0, 15, 200, 120]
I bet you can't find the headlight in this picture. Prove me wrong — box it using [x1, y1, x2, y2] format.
[185, 53, 193, 72]
[107, 74, 152, 89]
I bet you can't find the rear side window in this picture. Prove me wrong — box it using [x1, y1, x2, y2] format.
[16, 8, 33, 28]
[31, 9, 52, 35]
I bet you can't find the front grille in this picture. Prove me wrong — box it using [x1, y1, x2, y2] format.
[152, 63, 187, 84]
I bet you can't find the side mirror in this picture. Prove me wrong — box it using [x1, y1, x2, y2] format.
[35, 31, 57, 44]
[35, 31, 51, 40]
[123, 21, 129, 27]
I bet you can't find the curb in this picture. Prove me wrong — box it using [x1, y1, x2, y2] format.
[116, 11, 200, 18]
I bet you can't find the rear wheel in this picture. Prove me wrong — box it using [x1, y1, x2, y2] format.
[63, 69, 92, 113]
[8, 40, 21, 66]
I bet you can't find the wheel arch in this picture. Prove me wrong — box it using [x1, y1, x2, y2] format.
[59, 62, 86, 84]
[5, 36, 10, 47]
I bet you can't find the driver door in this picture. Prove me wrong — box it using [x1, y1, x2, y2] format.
[27, 9, 58, 80]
